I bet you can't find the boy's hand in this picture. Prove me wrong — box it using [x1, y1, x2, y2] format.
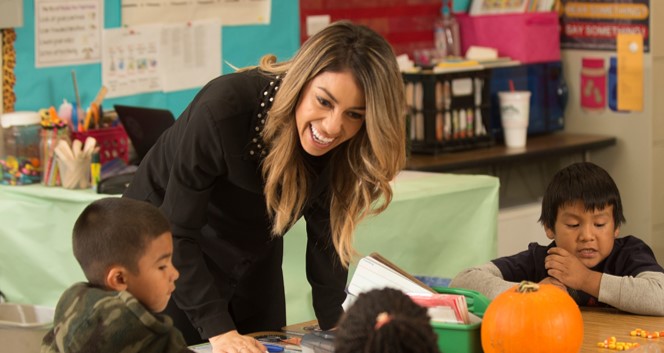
[209, 330, 267, 353]
[539, 277, 567, 292]
[545, 247, 602, 297]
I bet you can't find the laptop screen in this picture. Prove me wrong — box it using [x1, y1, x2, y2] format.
[114, 104, 175, 165]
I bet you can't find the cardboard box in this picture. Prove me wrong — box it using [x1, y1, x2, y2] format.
[0, 303, 54, 353]
[457, 12, 561, 64]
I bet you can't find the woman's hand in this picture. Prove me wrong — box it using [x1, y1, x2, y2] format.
[209, 330, 267, 353]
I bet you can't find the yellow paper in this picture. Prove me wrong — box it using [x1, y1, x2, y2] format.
[617, 33, 644, 112]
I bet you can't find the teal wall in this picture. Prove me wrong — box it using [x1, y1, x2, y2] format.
[12, 0, 300, 117]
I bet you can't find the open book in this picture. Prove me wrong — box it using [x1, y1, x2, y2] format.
[343, 253, 471, 324]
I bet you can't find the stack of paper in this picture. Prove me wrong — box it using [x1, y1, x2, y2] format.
[409, 293, 470, 324]
[343, 253, 434, 310]
[343, 253, 471, 324]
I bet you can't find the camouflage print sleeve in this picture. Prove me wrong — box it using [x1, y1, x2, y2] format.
[41, 283, 193, 353]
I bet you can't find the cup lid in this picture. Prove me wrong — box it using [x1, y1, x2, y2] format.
[498, 91, 531, 100]
[1, 111, 41, 128]
[498, 90, 531, 95]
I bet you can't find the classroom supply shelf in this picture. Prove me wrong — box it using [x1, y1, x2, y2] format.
[404, 69, 493, 155]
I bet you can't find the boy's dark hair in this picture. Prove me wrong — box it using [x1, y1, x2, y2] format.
[73, 197, 171, 287]
[334, 288, 440, 353]
[539, 162, 626, 230]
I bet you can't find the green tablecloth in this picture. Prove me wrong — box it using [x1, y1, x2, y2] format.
[0, 171, 499, 324]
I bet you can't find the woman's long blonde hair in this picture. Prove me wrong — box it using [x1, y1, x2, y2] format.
[259, 21, 406, 267]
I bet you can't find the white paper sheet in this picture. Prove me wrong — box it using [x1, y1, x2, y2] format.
[121, 0, 270, 27]
[34, 0, 103, 67]
[160, 19, 221, 92]
[102, 25, 162, 98]
[0, 0, 23, 28]
[102, 21, 221, 98]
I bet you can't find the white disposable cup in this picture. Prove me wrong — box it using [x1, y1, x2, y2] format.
[498, 91, 531, 148]
[57, 156, 91, 189]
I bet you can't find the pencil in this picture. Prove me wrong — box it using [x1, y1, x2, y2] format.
[71, 70, 85, 132]
[71, 70, 82, 111]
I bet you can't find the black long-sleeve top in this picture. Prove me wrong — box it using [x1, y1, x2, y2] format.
[123, 69, 348, 338]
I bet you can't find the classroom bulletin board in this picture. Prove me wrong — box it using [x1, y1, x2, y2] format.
[10, 0, 299, 117]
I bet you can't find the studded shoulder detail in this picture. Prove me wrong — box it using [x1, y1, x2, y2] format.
[244, 75, 281, 161]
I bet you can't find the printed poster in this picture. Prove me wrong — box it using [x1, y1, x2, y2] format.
[616, 33, 644, 111]
[34, 0, 103, 67]
[102, 21, 221, 98]
[160, 20, 221, 92]
[121, 0, 270, 27]
[102, 25, 162, 98]
[560, 0, 650, 52]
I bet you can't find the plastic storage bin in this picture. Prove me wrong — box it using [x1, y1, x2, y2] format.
[0, 111, 42, 185]
[0, 303, 55, 353]
[72, 125, 129, 165]
[415, 275, 452, 288]
[456, 12, 561, 64]
[403, 69, 493, 154]
[431, 286, 490, 353]
[488, 62, 567, 140]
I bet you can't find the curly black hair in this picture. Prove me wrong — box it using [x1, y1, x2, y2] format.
[334, 288, 441, 353]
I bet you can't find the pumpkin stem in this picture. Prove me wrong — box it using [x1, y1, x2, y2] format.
[517, 281, 540, 293]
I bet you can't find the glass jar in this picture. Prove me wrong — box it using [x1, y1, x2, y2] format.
[1, 112, 42, 185]
[41, 126, 71, 186]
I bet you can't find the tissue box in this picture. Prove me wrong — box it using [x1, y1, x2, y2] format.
[457, 12, 561, 64]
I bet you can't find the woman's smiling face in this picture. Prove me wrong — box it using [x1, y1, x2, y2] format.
[295, 70, 366, 156]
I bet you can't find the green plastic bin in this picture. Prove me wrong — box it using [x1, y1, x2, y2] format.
[430, 286, 490, 353]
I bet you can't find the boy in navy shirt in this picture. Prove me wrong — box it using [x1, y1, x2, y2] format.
[451, 162, 664, 315]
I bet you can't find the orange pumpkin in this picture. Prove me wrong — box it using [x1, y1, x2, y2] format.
[481, 281, 584, 353]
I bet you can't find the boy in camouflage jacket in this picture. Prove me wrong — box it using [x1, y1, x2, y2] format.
[41, 197, 191, 353]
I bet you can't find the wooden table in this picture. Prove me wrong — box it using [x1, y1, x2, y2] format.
[406, 132, 617, 173]
[582, 309, 664, 352]
[282, 310, 664, 352]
